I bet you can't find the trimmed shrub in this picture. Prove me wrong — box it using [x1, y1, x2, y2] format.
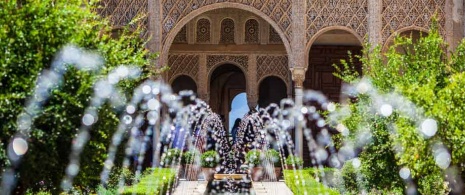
[201, 151, 219, 168]
[162, 148, 181, 167]
[266, 149, 281, 167]
[181, 150, 200, 165]
[246, 149, 263, 167]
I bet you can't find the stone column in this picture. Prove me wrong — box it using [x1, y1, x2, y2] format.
[148, 0, 162, 68]
[368, 0, 383, 48]
[290, 67, 306, 159]
[147, 0, 162, 167]
[291, 0, 306, 158]
[445, 0, 464, 52]
[247, 54, 258, 110]
[198, 54, 209, 103]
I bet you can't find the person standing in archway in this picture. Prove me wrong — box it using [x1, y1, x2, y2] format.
[231, 118, 241, 144]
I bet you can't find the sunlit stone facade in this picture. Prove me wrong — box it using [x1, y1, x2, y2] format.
[98, 0, 464, 158]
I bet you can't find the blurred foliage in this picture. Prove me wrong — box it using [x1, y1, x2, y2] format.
[285, 154, 304, 167]
[200, 150, 219, 168]
[245, 149, 263, 167]
[335, 20, 464, 194]
[161, 148, 181, 167]
[283, 168, 340, 195]
[0, 0, 157, 193]
[122, 168, 176, 195]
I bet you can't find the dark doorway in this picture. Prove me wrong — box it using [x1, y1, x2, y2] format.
[258, 76, 287, 108]
[302, 30, 363, 167]
[210, 64, 246, 130]
[171, 75, 197, 94]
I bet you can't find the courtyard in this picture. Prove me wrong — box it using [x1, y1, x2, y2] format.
[1, 0, 465, 194]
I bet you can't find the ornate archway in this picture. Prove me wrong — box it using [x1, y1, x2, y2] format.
[161, 2, 292, 67]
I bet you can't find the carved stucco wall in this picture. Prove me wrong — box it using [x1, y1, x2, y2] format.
[256, 55, 290, 87]
[167, 54, 200, 84]
[381, 0, 446, 42]
[162, 0, 292, 44]
[306, 0, 368, 42]
[97, 0, 148, 37]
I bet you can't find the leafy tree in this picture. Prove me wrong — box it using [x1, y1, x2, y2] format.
[335, 23, 465, 194]
[0, 0, 155, 193]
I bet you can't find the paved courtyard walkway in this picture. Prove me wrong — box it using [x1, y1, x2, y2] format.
[172, 180, 293, 195]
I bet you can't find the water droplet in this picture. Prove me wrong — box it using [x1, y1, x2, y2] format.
[435, 150, 451, 169]
[126, 105, 136, 114]
[116, 66, 129, 78]
[147, 99, 160, 110]
[12, 138, 28, 155]
[123, 115, 132, 124]
[380, 104, 393, 117]
[399, 167, 410, 179]
[152, 87, 160, 95]
[421, 118, 438, 137]
[316, 119, 325, 127]
[17, 113, 32, 131]
[95, 80, 113, 98]
[142, 85, 152, 94]
[352, 158, 361, 168]
[66, 163, 80, 176]
[356, 81, 370, 94]
[301, 107, 308, 114]
[107, 73, 119, 84]
[82, 114, 95, 126]
[327, 102, 336, 112]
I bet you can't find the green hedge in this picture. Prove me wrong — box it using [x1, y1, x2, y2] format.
[284, 168, 340, 195]
[122, 168, 176, 195]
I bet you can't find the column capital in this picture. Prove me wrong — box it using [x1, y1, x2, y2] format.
[247, 93, 258, 110]
[290, 67, 307, 88]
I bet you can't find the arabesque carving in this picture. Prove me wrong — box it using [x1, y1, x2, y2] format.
[168, 54, 200, 81]
[381, 0, 446, 42]
[256, 55, 289, 84]
[196, 18, 211, 43]
[245, 19, 260, 44]
[306, 0, 368, 41]
[162, 0, 292, 43]
[207, 55, 248, 72]
[96, 0, 148, 37]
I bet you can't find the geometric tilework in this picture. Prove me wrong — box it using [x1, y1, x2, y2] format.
[196, 18, 211, 43]
[96, 0, 148, 37]
[306, 0, 368, 42]
[220, 18, 236, 44]
[257, 55, 289, 84]
[168, 54, 200, 81]
[381, 0, 446, 42]
[173, 26, 188, 43]
[269, 25, 283, 44]
[206, 55, 248, 72]
[162, 0, 292, 44]
[245, 19, 260, 44]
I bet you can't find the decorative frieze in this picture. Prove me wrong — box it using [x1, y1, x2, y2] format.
[206, 55, 248, 72]
[161, 0, 292, 43]
[256, 55, 290, 84]
[381, 0, 446, 42]
[306, 0, 368, 41]
[168, 54, 200, 81]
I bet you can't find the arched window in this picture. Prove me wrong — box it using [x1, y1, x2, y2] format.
[245, 19, 259, 44]
[220, 18, 235, 44]
[196, 18, 210, 43]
